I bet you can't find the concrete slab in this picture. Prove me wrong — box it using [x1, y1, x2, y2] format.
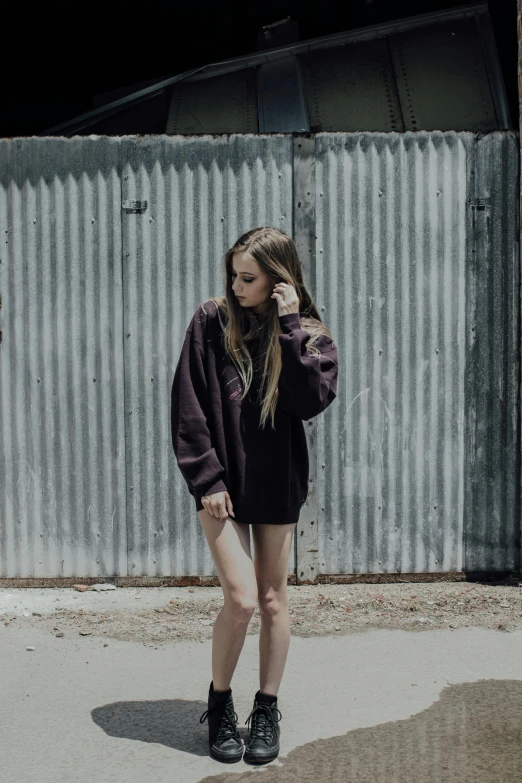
[1, 608, 521, 782]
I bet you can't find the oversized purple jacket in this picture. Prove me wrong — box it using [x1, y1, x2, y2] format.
[170, 300, 339, 525]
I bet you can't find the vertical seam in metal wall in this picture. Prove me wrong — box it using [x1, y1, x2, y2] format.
[120, 142, 130, 577]
[292, 134, 318, 582]
[292, 135, 298, 580]
[515, 137, 522, 580]
[464, 133, 477, 573]
[515, 131, 522, 578]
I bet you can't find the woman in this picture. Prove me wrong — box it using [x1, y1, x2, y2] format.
[170, 226, 339, 765]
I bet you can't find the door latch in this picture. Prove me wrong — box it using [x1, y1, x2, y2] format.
[122, 200, 148, 214]
[467, 197, 491, 211]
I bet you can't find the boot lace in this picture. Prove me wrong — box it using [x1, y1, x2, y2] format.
[199, 702, 240, 742]
[245, 703, 282, 744]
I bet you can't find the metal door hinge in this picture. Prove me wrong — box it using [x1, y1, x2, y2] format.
[467, 197, 491, 211]
[122, 200, 148, 214]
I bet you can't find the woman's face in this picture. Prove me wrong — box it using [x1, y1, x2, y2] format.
[231, 251, 274, 314]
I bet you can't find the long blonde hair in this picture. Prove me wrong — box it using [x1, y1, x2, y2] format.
[208, 227, 334, 431]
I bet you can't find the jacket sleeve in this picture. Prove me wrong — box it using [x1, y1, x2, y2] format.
[277, 312, 339, 421]
[170, 307, 228, 498]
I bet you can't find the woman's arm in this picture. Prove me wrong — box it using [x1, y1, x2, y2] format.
[170, 308, 227, 498]
[277, 312, 339, 421]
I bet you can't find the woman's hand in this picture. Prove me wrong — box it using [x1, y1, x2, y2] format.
[272, 282, 300, 316]
[201, 490, 235, 521]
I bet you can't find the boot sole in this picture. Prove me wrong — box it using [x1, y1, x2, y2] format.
[209, 745, 244, 763]
[243, 743, 280, 764]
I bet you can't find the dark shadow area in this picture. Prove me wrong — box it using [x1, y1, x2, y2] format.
[1, 0, 518, 136]
[197, 680, 522, 781]
[91, 699, 251, 755]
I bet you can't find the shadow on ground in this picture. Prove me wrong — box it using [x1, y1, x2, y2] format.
[91, 699, 250, 756]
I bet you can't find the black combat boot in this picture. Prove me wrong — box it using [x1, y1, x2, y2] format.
[199, 681, 244, 763]
[243, 690, 282, 764]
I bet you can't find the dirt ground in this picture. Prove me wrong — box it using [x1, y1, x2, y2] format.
[3, 581, 522, 646]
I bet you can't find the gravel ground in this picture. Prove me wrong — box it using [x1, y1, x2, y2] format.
[2, 581, 522, 646]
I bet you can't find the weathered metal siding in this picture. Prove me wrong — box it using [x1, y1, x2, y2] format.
[0, 138, 127, 577]
[120, 135, 294, 577]
[0, 132, 519, 581]
[315, 131, 519, 575]
[464, 133, 521, 571]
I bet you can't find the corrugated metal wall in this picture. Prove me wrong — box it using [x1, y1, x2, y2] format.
[0, 132, 519, 579]
[315, 131, 519, 575]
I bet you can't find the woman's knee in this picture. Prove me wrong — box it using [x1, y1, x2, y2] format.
[258, 591, 287, 617]
[224, 589, 258, 622]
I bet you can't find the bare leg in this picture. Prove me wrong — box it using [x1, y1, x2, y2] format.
[251, 522, 296, 697]
[198, 509, 258, 691]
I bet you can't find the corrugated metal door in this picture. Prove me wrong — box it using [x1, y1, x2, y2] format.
[120, 135, 294, 578]
[314, 130, 519, 576]
[0, 138, 128, 578]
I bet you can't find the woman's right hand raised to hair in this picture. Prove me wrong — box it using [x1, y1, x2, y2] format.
[201, 490, 235, 521]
